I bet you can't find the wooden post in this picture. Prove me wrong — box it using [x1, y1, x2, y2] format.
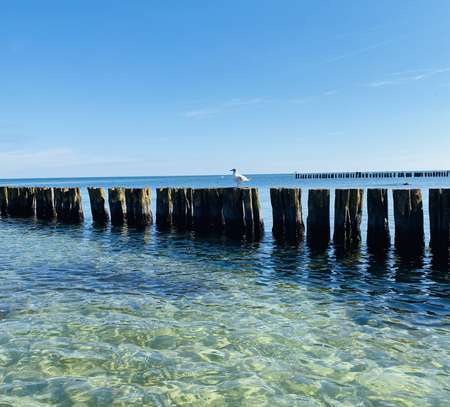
[333, 189, 364, 247]
[307, 189, 330, 248]
[241, 187, 264, 239]
[270, 188, 284, 240]
[222, 187, 244, 237]
[0, 187, 8, 216]
[108, 188, 127, 226]
[242, 188, 254, 236]
[367, 188, 390, 249]
[54, 187, 84, 223]
[7, 187, 36, 217]
[251, 188, 264, 239]
[172, 188, 193, 229]
[125, 188, 152, 227]
[193, 188, 223, 232]
[205, 188, 224, 230]
[429, 189, 450, 250]
[36, 187, 56, 220]
[393, 189, 424, 250]
[193, 189, 208, 231]
[88, 187, 109, 224]
[270, 188, 304, 242]
[156, 188, 173, 229]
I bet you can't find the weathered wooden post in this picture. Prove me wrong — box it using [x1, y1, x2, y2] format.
[156, 188, 173, 229]
[429, 189, 450, 251]
[251, 188, 264, 239]
[193, 188, 224, 232]
[7, 187, 36, 217]
[393, 189, 424, 251]
[241, 187, 264, 239]
[108, 188, 127, 226]
[333, 189, 364, 247]
[54, 187, 84, 223]
[88, 187, 109, 224]
[270, 188, 304, 242]
[367, 188, 390, 249]
[307, 189, 330, 248]
[222, 188, 244, 237]
[0, 187, 8, 216]
[193, 189, 208, 231]
[36, 187, 56, 220]
[172, 188, 193, 229]
[125, 188, 152, 227]
[271, 188, 283, 239]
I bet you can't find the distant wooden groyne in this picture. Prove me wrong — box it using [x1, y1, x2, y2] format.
[0, 186, 449, 254]
[295, 170, 450, 179]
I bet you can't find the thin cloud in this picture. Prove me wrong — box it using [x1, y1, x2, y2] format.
[325, 39, 394, 64]
[181, 98, 264, 119]
[181, 108, 219, 119]
[366, 67, 450, 88]
[323, 90, 338, 96]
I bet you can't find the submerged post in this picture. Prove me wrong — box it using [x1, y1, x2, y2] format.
[125, 188, 152, 227]
[36, 187, 56, 220]
[108, 188, 127, 226]
[367, 188, 390, 249]
[333, 189, 364, 247]
[54, 187, 84, 223]
[172, 188, 193, 229]
[88, 187, 109, 224]
[7, 187, 36, 217]
[307, 189, 330, 248]
[156, 188, 173, 229]
[0, 187, 8, 216]
[270, 188, 304, 242]
[429, 189, 450, 251]
[393, 189, 424, 251]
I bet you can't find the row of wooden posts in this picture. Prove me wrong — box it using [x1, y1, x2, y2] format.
[0, 186, 449, 251]
[295, 170, 450, 179]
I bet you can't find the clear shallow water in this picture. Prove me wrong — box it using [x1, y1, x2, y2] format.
[0, 174, 449, 406]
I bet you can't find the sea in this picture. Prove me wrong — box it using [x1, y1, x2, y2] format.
[0, 173, 449, 406]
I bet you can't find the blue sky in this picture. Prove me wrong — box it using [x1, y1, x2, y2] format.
[1, 0, 449, 178]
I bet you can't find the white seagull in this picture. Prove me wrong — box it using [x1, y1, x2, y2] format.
[230, 168, 250, 186]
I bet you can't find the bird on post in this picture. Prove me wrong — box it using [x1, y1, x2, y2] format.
[230, 168, 250, 187]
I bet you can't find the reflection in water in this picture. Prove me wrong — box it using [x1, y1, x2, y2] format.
[0, 217, 449, 406]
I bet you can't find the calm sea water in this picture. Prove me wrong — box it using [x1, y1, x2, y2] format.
[0, 174, 449, 406]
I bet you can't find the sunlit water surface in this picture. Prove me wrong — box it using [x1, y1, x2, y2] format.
[0, 174, 449, 406]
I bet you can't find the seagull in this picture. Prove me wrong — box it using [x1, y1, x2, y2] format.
[230, 168, 250, 186]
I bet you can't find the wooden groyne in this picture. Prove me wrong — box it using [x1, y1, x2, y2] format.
[108, 188, 127, 226]
[429, 189, 450, 252]
[125, 188, 152, 227]
[393, 189, 424, 250]
[270, 188, 304, 242]
[367, 189, 390, 249]
[0, 184, 449, 253]
[333, 189, 363, 247]
[295, 170, 450, 180]
[88, 187, 109, 224]
[54, 187, 84, 223]
[7, 187, 36, 217]
[307, 189, 330, 248]
[157, 187, 263, 239]
[36, 187, 56, 220]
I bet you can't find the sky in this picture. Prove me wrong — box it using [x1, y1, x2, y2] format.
[1, 0, 450, 178]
